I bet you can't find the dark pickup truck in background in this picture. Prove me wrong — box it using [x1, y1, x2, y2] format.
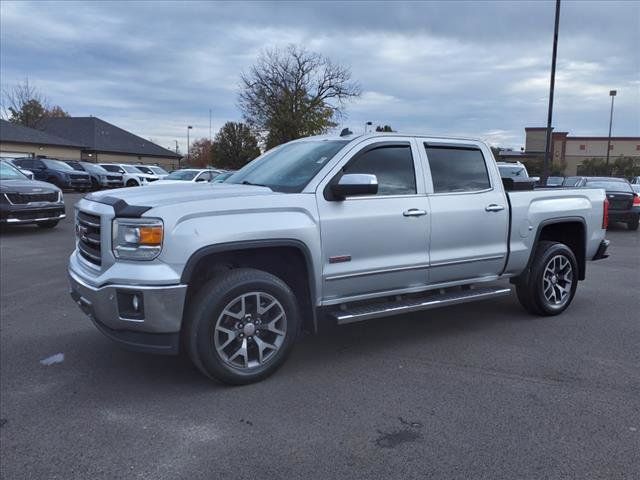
[11, 157, 91, 192]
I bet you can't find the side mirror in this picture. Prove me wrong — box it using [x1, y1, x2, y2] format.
[330, 173, 378, 200]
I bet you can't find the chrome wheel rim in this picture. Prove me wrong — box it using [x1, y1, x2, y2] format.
[542, 254, 573, 306]
[214, 292, 287, 370]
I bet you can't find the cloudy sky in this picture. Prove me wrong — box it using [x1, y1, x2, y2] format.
[1, 1, 638, 152]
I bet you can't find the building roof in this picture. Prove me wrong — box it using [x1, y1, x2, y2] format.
[0, 119, 85, 148]
[39, 117, 180, 158]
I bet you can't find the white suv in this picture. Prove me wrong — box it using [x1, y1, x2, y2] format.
[99, 164, 159, 187]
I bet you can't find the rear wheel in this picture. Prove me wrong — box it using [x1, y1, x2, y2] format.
[184, 268, 300, 385]
[515, 241, 578, 316]
[37, 220, 59, 229]
[627, 215, 639, 231]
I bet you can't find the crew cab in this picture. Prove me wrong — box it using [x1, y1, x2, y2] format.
[68, 133, 609, 385]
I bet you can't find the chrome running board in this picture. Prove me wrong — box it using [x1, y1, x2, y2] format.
[331, 286, 512, 325]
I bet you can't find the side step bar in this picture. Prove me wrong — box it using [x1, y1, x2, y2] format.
[330, 286, 512, 325]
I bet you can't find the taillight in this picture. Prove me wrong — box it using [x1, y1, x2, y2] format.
[633, 194, 640, 206]
[602, 197, 609, 229]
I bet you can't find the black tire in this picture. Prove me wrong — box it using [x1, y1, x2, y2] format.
[184, 268, 300, 385]
[515, 241, 578, 316]
[91, 178, 100, 191]
[126, 179, 138, 187]
[37, 220, 59, 229]
[627, 215, 639, 231]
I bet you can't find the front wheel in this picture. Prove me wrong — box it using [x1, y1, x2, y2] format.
[126, 179, 139, 187]
[627, 215, 639, 231]
[515, 241, 578, 316]
[184, 268, 300, 385]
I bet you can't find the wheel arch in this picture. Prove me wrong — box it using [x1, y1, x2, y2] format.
[181, 239, 318, 333]
[513, 217, 587, 283]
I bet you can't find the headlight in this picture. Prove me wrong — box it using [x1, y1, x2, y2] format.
[112, 218, 163, 260]
[57, 190, 63, 202]
[139, 176, 146, 182]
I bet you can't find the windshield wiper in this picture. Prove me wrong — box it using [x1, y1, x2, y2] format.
[241, 180, 270, 188]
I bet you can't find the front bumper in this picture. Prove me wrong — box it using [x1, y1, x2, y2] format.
[68, 267, 187, 354]
[0, 203, 66, 224]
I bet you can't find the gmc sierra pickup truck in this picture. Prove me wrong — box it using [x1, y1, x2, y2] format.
[68, 132, 610, 384]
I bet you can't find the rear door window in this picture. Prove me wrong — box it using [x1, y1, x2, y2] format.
[424, 145, 490, 193]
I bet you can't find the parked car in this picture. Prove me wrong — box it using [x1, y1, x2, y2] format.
[211, 171, 235, 183]
[65, 161, 124, 190]
[135, 165, 170, 179]
[69, 132, 609, 385]
[546, 176, 564, 187]
[630, 176, 640, 184]
[496, 161, 540, 186]
[152, 168, 224, 185]
[12, 157, 91, 191]
[582, 177, 639, 230]
[99, 163, 158, 187]
[0, 160, 65, 228]
[631, 184, 640, 195]
[562, 176, 587, 187]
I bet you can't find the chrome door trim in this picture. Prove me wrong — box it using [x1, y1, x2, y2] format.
[430, 255, 504, 268]
[325, 263, 431, 282]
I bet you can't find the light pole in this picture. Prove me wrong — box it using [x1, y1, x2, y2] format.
[364, 121, 372, 133]
[543, 0, 561, 183]
[605, 90, 617, 167]
[187, 125, 193, 166]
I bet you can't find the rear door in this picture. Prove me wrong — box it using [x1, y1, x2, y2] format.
[317, 138, 430, 302]
[420, 142, 509, 284]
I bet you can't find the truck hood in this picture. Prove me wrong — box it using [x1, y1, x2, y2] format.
[0, 178, 61, 193]
[85, 182, 275, 209]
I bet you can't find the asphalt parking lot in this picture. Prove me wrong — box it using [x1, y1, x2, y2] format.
[1, 193, 639, 480]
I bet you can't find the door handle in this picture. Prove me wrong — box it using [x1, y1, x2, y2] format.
[485, 204, 505, 212]
[403, 209, 427, 217]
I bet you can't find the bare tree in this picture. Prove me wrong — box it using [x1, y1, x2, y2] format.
[1, 79, 69, 128]
[239, 45, 361, 149]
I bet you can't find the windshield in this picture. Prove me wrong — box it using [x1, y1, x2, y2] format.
[66, 162, 84, 171]
[101, 164, 123, 173]
[43, 159, 75, 171]
[122, 165, 143, 174]
[498, 165, 528, 178]
[547, 176, 564, 186]
[0, 161, 27, 180]
[227, 140, 349, 193]
[213, 172, 233, 183]
[82, 163, 107, 174]
[165, 170, 199, 180]
[585, 180, 633, 192]
[632, 184, 640, 194]
[135, 166, 153, 174]
[149, 166, 168, 175]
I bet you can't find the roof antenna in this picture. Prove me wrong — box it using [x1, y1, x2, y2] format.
[340, 127, 353, 137]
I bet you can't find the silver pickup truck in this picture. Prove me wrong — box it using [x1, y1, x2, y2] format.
[68, 132, 610, 384]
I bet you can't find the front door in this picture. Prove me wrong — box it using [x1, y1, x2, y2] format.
[317, 139, 430, 302]
[420, 143, 509, 283]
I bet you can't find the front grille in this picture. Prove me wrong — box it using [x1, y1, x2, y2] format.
[11, 209, 62, 220]
[70, 174, 88, 180]
[77, 211, 102, 266]
[6, 192, 58, 204]
[106, 175, 120, 181]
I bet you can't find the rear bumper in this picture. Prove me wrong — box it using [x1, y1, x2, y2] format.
[608, 208, 639, 222]
[592, 239, 610, 261]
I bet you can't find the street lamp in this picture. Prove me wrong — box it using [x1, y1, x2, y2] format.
[187, 125, 193, 166]
[605, 90, 617, 166]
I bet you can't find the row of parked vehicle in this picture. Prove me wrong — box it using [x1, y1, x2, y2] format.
[4, 157, 235, 191]
[496, 161, 639, 231]
[0, 157, 235, 229]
